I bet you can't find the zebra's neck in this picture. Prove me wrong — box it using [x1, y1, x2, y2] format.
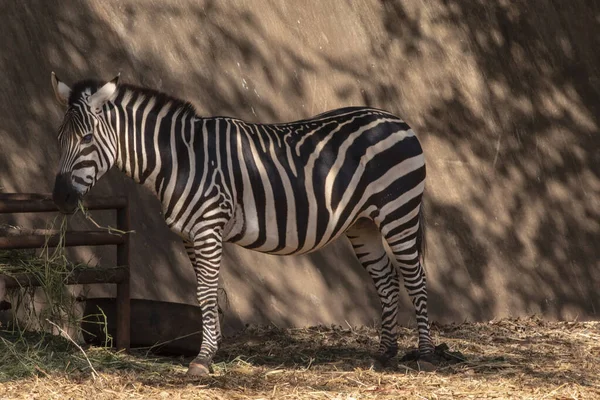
[107, 86, 201, 204]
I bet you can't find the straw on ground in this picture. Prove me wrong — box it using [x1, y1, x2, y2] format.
[1, 318, 599, 399]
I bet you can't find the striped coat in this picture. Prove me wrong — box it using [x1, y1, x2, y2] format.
[51, 74, 434, 376]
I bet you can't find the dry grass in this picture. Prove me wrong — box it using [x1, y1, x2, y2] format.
[1, 318, 599, 399]
[1, 217, 599, 398]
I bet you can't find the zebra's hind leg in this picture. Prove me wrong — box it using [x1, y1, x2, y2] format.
[345, 219, 400, 364]
[380, 212, 435, 358]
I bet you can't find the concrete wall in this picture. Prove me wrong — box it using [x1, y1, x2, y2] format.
[1, 0, 599, 332]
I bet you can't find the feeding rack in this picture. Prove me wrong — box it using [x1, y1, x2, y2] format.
[0, 193, 130, 350]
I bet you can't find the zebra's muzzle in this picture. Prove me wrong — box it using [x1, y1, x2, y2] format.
[52, 173, 81, 214]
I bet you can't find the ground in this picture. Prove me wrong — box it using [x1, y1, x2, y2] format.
[1, 317, 599, 399]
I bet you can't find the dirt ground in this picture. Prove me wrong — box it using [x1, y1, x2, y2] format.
[1, 317, 599, 399]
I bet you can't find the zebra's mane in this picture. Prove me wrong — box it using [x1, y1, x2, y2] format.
[68, 79, 197, 116]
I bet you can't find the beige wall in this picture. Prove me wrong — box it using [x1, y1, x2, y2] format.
[1, 0, 598, 332]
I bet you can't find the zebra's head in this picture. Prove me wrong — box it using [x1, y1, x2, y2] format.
[50, 72, 120, 213]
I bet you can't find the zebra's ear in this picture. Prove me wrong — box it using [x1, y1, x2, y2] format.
[89, 74, 120, 110]
[51, 72, 71, 107]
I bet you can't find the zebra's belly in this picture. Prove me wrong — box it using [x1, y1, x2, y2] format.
[229, 228, 345, 256]
[223, 202, 356, 256]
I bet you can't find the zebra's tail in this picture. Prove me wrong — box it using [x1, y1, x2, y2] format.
[416, 198, 427, 271]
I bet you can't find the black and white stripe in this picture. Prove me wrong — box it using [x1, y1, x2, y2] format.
[51, 75, 434, 374]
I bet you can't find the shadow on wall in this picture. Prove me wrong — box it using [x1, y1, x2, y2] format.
[0, 0, 598, 329]
[403, 1, 600, 322]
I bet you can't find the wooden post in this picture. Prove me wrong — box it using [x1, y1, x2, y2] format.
[116, 201, 131, 351]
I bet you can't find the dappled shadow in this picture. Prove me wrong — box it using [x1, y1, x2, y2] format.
[409, 1, 600, 321]
[213, 325, 377, 369]
[0, 0, 599, 345]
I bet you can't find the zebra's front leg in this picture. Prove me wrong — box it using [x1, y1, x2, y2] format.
[186, 232, 224, 377]
[184, 240, 221, 346]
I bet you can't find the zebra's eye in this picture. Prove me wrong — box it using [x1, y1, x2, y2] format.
[82, 134, 93, 144]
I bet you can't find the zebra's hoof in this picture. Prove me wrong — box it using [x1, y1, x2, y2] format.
[416, 360, 438, 372]
[400, 343, 466, 365]
[371, 358, 394, 371]
[399, 348, 422, 362]
[186, 362, 210, 377]
[372, 348, 398, 370]
[373, 354, 392, 367]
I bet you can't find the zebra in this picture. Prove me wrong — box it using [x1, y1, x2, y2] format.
[50, 73, 435, 376]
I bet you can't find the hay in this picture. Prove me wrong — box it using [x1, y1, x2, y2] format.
[76, 201, 135, 235]
[1, 318, 599, 399]
[0, 217, 88, 335]
[0, 204, 126, 335]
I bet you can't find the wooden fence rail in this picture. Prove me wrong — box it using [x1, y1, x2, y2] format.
[0, 193, 130, 350]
